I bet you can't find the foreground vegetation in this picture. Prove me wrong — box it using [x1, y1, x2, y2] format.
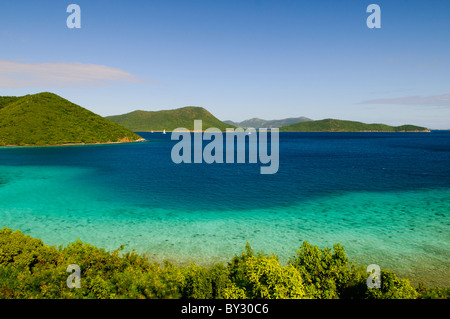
[0, 228, 447, 299]
[0, 93, 141, 146]
[280, 118, 430, 132]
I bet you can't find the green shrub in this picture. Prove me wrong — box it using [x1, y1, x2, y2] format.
[289, 241, 364, 299]
[416, 283, 450, 299]
[0, 228, 61, 271]
[365, 270, 418, 299]
[0, 227, 447, 299]
[228, 243, 308, 299]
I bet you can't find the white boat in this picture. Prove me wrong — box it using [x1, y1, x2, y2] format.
[163, 129, 166, 134]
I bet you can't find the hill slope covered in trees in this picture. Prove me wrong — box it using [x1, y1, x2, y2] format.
[279, 118, 430, 132]
[0, 93, 142, 146]
[106, 107, 234, 131]
[224, 116, 312, 128]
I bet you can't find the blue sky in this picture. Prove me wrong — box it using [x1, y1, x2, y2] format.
[0, 0, 449, 128]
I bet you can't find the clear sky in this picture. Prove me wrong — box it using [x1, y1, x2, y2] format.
[1, 0, 449, 128]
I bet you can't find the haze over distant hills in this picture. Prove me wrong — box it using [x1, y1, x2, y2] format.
[224, 117, 312, 128]
[0, 92, 141, 146]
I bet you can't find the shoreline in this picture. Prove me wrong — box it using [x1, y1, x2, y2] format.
[279, 130, 432, 133]
[137, 130, 432, 133]
[1, 129, 435, 147]
[0, 138, 147, 148]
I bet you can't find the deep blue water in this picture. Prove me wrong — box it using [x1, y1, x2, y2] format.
[0, 131, 449, 285]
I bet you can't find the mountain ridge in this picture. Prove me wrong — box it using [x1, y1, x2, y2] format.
[107, 107, 429, 132]
[224, 116, 312, 128]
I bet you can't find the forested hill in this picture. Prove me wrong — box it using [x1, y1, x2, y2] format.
[106, 106, 234, 131]
[279, 118, 430, 132]
[0, 92, 142, 146]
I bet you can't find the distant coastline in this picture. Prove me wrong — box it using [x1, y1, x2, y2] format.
[0, 92, 433, 147]
[108, 108, 431, 133]
[0, 138, 147, 148]
[135, 129, 431, 133]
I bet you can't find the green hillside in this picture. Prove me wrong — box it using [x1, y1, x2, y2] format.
[279, 118, 430, 132]
[224, 116, 312, 128]
[0, 96, 21, 110]
[0, 92, 142, 146]
[106, 106, 235, 131]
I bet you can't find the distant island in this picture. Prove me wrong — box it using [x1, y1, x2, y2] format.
[279, 118, 430, 132]
[0, 93, 431, 146]
[0, 92, 142, 146]
[108, 106, 429, 133]
[106, 107, 234, 132]
[224, 117, 312, 129]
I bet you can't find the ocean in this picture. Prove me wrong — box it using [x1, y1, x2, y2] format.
[0, 131, 449, 286]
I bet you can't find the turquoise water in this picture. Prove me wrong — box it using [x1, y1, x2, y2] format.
[0, 132, 449, 286]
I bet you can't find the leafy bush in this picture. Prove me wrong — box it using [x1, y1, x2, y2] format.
[228, 243, 308, 299]
[416, 282, 450, 299]
[0, 227, 447, 299]
[289, 241, 367, 298]
[180, 263, 239, 299]
[364, 270, 418, 299]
